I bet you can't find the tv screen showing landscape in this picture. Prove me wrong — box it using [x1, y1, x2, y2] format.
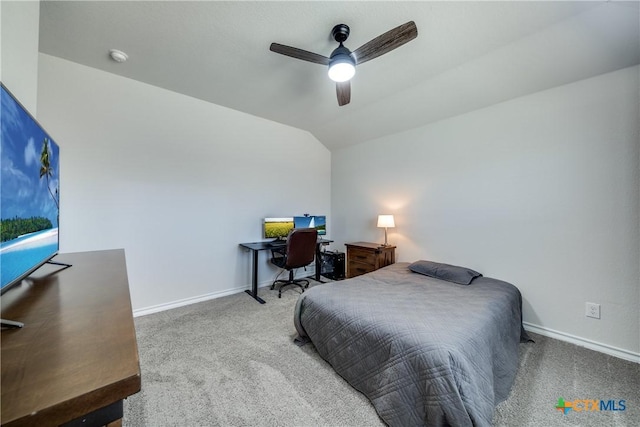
[1, 84, 60, 293]
[263, 217, 294, 239]
[294, 215, 326, 235]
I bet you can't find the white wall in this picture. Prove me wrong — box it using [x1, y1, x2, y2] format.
[0, 0, 40, 113]
[37, 54, 331, 313]
[332, 66, 640, 360]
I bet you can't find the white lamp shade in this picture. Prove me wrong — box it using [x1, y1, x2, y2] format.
[377, 215, 395, 228]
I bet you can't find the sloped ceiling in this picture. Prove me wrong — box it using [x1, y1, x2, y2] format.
[39, 1, 640, 150]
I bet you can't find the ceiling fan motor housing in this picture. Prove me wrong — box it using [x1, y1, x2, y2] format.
[330, 44, 353, 61]
[328, 44, 356, 82]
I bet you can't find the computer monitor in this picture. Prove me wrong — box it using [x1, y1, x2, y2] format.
[263, 217, 294, 240]
[294, 215, 326, 236]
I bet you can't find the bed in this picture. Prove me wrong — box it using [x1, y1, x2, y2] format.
[294, 261, 530, 427]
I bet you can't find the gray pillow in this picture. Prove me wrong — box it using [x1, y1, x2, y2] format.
[408, 260, 482, 285]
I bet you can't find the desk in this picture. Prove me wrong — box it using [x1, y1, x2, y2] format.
[239, 239, 333, 304]
[1, 249, 141, 427]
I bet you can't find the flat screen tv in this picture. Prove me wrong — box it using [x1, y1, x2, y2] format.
[263, 217, 294, 240]
[1, 83, 61, 295]
[294, 215, 326, 236]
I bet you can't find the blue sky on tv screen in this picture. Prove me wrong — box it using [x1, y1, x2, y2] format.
[294, 215, 326, 228]
[1, 86, 60, 228]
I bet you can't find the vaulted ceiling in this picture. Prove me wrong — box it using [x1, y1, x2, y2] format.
[39, 1, 640, 150]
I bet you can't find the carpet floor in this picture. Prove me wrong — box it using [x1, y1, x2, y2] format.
[124, 280, 639, 426]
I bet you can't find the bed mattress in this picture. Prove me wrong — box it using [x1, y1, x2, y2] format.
[294, 262, 529, 426]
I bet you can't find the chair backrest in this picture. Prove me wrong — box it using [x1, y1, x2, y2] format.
[284, 228, 318, 269]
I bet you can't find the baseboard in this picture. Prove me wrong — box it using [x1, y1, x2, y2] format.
[133, 267, 316, 317]
[133, 282, 273, 317]
[523, 322, 640, 364]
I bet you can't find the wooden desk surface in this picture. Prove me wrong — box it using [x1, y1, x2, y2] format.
[1, 249, 141, 427]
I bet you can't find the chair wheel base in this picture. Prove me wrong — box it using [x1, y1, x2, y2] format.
[272, 278, 309, 298]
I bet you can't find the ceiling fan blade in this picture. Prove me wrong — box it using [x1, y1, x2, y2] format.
[352, 21, 418, 65]
[270, 43, 329, 65]
[336, 81, 351, 106]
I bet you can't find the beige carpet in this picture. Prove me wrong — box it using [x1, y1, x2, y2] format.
[124, 281, 639, 426]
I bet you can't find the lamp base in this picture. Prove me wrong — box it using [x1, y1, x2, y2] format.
[382, 228, 389, 247]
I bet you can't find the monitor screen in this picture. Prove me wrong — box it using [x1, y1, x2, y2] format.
[263, 217, 294, 239]
[294, 215, 326, 236]
[1, 83, 60, 293]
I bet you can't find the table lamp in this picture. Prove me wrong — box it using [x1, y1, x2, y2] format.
[377, 215, 395, 247]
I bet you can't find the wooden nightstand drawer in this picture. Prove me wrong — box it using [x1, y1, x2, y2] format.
[349, 250, 378, 265]
[348, 260, 376, 277]
[345, 242, 396, 278]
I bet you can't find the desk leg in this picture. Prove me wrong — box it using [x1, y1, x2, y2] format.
[315, 244, 327, 283]
[245, 249, 266, 304]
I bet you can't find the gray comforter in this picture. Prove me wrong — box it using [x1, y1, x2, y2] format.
[294, 262, 529, 427]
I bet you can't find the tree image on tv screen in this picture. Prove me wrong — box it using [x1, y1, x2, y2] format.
[40, 138, 59, 210]
[0, 217, 53, 243]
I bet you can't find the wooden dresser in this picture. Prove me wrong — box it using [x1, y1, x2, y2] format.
[345, 242, 396, 278]
[1, 249, 141, 427]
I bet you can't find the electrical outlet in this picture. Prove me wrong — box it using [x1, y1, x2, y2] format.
[586, 302, 601, 319]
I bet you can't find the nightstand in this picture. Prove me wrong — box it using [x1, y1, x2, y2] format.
[345, 242, 396, 278]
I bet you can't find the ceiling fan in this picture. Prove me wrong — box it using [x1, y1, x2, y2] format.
[270, 21, 418, 106]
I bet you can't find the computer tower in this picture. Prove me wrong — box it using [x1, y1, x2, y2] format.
[320, 251, 345, 280]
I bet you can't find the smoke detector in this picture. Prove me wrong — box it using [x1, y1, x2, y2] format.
[109, 49, 128, 63]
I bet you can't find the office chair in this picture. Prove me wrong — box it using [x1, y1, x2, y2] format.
[270, 228, 318, 298]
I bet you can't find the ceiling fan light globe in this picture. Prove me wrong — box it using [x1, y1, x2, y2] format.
[328, 60, 356, 82]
